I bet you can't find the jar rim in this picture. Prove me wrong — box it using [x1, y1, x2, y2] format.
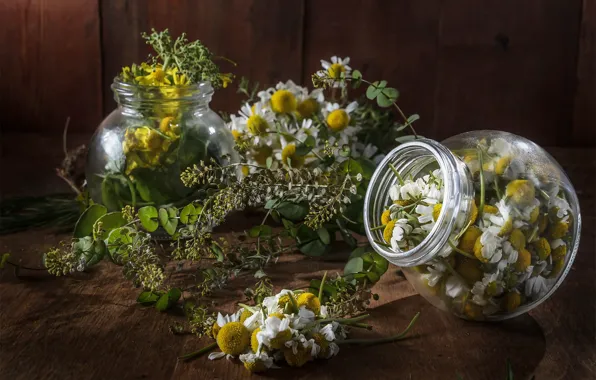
[111, 77, 214, 104]
[363, 138, 468, 267]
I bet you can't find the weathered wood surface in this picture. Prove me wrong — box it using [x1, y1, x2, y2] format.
[0, 144, 594, 379]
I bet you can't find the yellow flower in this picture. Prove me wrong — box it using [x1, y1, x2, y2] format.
[159, 116, 180, 139]
[219, 73, 234, 88]
[548, 221, 569, 239]
[433, 203, 443, 221]
[231, 129, 242, 141]
[297, 293, 321, 315]
[468, 202, 478, 224]
[328, 63, 346, 79]
[514, 248, 531, 272]
[251, 328, 262, 353]
[247, 115, 269, 136]
[505, 180, 535, 206]
[394, 199, 414, 207]
[483, 205, 499, 214]
[381, 209, 391, 225]
[297, 98, 319, 118]
[277, 294, 295, 309]
[326, 109, 349, 132]
[241, 165, 250, 177]
[509, 229, 526, 251]
[503, 292, 521, 312]
[550, 259, 565, 278]
[281, 144, 305, 168]
[552, 244, 567, 261]
[458, 226, 482, 254]
[252, 145, 273, 166]
[136, 67, 171, 86]
[284, 345, 312, 367]
[240, 309, 253, 324]
[269, 312, 285, 320]
[271, 90, 297, 113]
[212, 322, 221, 339]
[383, 220, 396, 243]
[498, 218, 513, 237]
[244, 359, 267, 373]
[494, 156, 512, 175]
[456, 258, 483, 284]
[216, 322, 250, 356]
[529, 206, 540, 224]
[532, 238, 551, 260]
[312, 333, 330, 357]
[464, 302, 484, 320]
[537, 213, 549, 234]
[270, 329, 292, 350]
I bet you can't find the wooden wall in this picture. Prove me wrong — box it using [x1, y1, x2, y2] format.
[1, 0, 594, 146]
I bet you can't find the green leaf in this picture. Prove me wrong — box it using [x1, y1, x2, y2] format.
[180, 204, 198, 225]
[155, 288, 182, 312]
[309, 279, 338, 300]
[106, 227, 133, 263]
[317, 227, 331, 245]
[339, 144, 351, 157]
[298, 239, 327, 257]
[365, 80, 387, 99]
[344, 257, 364, 275]
[137, 290, 161, 306]
[281, 218, 295, 230]
[94, 212, 127, 238]
[138, 206, 159, 232]
[339, 158, 363, 177]
[254, 269, 267, 279]
[264, 199, 278, 210]
[296, 224, 318, 244]
[74, 204, 107, 238]
[383, 87, 399, 102]
[158, 207, 178, 235]
[275, 201, 308, 221]
[248, 225, 272, 238]
[85, 240, 107, 267]
[356, 158, 376, 181]
[376, 92, 392, 108]
[351, 70, 362, 80]
[407, 114, 420, 124]
[395, 135, 419, 144]
[366, 271, 381, 283]
[210, 242, 224, 262]
[266, 156, 273, 169]
[0, 253, 10, 269]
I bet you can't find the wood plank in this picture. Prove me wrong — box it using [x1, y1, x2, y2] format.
[100, 0, 305, 116]
[573, 0, 596, 146]
[302, 0, 441, 138]
[0, 0, 102, 134]
[433, 0, 583, 146]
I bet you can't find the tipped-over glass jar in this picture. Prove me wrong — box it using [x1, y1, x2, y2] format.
[86, 79, 238, 210]
[364, 131, 580, 321]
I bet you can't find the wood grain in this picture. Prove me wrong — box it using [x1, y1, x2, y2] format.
[100, 0, 305, 115]
[573, 0, 596, 146]
[432, 0, 583, 146]
[0, 0, 102, 134]
[0, 135, 594, 378]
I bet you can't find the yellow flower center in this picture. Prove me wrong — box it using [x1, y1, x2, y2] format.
[297, 98, 319, 118]
[240, 309, 253, 323]
[383, 220, 397, 243]
[508, 228, 526, 251]
[281, 144, 305, 168]
[247, 115, 269, 136]
[532, 237, 551, 260]
[271, 90, 297, 113]
[251, 328, 263, 353]
[381, 209, 391, 225]
[463, 302, 484, 320]
[270, 329, 292, 349]
[550, 258, 565, 278]
[548, 220, 569, 239]
[216, 322, 250, 356]
[252, 145, 273, 165]
[468, 202, 478, 224]
[326, 109, 349, 132]
[456, 258, 483, 284]
[458, 226, 482, 254]
[514, 248, 531, 272]
[552, 244, 567, 261]
[244, 359, 267, 373]
[296, 293, 321, 315]
[231, 130, 242, 141]
[495, 156, 512, 175]
[283, 345, 312, 367]
[505, 180, 535, 206]
[503, 292, 521, 312]
[328, 63, 346, 79]
[432, 203, 443, 221]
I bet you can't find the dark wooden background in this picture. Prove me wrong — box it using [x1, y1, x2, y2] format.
[1, 0, 595, 146]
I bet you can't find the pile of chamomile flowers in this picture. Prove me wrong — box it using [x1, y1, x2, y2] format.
[207, 289, 344, 373]
[378, 137, 574, 319]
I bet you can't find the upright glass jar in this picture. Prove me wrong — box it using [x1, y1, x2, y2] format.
[86, 79, 238, 210]
[364, 131, 580, 321]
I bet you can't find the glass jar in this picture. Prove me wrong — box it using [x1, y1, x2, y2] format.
[86, 79, 238, 210]
[364, 130, 581, 321]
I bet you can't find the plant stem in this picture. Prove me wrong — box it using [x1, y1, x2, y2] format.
[388, 163, 405, 185]
[318, 271, 327, 300]
[178, 341, 217, 361]
[370, 224, 386, 231]
[477, 148, 485, 219]
[447, 239, 476, 260]
[317, 314, 370, 325]
[337, 312, 420, 346]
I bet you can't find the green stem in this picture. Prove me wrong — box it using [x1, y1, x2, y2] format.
[124, 176, 137, 208]
[337, 312, 420, 346]
[388, 163, 405, 185]
[318, 271, 327, 300]
[374, 240, 392, 249]
[447, 239, 476, 260]
[178, 341, 218, 361]
[477, 149, 485, 220]
[317, 314, 370, 325]
[370, 224, 386, 231]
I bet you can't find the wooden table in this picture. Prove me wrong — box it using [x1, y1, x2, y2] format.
[0, 140, 594, 380]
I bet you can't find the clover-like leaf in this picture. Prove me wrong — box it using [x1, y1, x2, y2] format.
[180, 204, 198, 225]
[138, 206, 159, 232]
[74, 204, 107, 238]
[298, 239, 327, 257]
[155, 288, 182, 312]
[106, 227, 133, 263]
[317, 227, 331, 245]
[137, 290, 161, 306]
[248, 225, 273, 238]
[159, 207, 179, 235]
[94, 212, 127, 238]
[276, 201, 308, 221]
[344, 257, 364, 275]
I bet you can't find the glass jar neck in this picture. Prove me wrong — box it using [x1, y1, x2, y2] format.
[111, 78, 214, 114]
[364, 138, 474, 267]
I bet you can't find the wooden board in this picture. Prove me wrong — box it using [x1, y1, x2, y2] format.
[0, 139, 594, 379]
[0, 0, 102, 134]
[100, 0, 305, 115]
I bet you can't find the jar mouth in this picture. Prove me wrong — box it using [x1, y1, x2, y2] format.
[364, 139, 469, 267]
[111, 77, 214, 105]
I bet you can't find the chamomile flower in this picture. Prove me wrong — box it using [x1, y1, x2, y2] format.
[231, 102, 275, 144]
[390, 218, 414, 251]
[239, 352, 275, 373]
[296, 88, 325, 119]
[525, 275, 550, 299]
[291, 306, 316, 330]
[422, 261, 447, 287]
[262, 289, 295, 314]
[257, 315, 293, 350]
[473, 229, 503, 263]
[318, 56, 352, 87]
[324, 102, 359, 134]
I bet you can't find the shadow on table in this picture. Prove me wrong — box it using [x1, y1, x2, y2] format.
[261, 294, 546, 380]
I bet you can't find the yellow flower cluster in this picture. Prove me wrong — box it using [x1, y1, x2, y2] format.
[122, 117, 181, 174]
